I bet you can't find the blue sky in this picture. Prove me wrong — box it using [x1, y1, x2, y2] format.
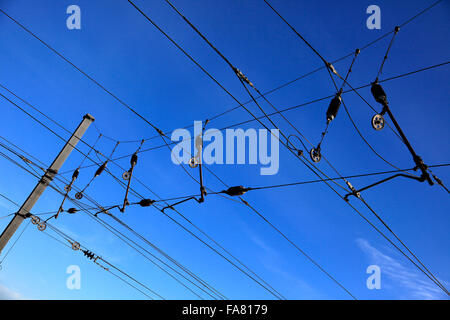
[0, 0, 449, 300]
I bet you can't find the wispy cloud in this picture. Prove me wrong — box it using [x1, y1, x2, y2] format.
[241, 223, 324, 299]
[356, 238, 448, 299]
[0, 283, 21, 300]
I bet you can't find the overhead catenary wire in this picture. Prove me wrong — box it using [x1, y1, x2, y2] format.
[262, 0, 449, 294]
[113, 0, 440, 143]
[0, 220, 31, 266]
[10, 156, 222, 300]
[158, 0, 449, 295]
[131, 0, 363, 299]
[132, 2, 350, 285]
[0, 7, 252, 218]
[0, 133, 227, 298]
[0, 140, 232, 300]
[143, 0, 353, 200]
[2, 0, 446, 298]
[44, 220, 166, 300]
[56, 60, 450, 174]
[0, 73, 444, 298]
[376, 26, 400, 81]
[97, 210, 227, 300]
[0, 9, 164, 138]
[1, 4, 439, 174]
[0, 134, 282, 299]
[97, 164, 448, 204]
[0, 0, 442, 144]
[0, 191, 164, 299]
[131, 0, 449, 297]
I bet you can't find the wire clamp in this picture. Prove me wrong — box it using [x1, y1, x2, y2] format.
[344, 181, 360, 201]
[233, 67, 254, 87]
[326, 62, 341, 77]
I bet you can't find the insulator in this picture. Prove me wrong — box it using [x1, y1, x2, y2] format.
[31, 216, 40, 225]
[189, 157, 198, 168]
[131, 153, 138, 167]
[71, 241, 80, 251]
[371, 114, 385, 131]
[72, 168, 79, 180]
[122, 171, 131, 180]
[234, 68, 254, 87]
[309, 147, 322, 163]
[195, 135, 203, 151]
[326, 95, 342, 123]
[37, 222, 46, 231]
[139, 199, 155, 207]
[371, 82, 387, 105]
[94, 162, 107, 177]
[327, 63, 339, 76]
[83, 250, 95, 260]
[75, 192, 83, 200]
[67, 208, 78, 214]
[223, 186, 249, 196]
[346, 181, 361, 198]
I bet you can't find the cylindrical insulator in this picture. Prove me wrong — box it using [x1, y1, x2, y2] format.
[95, 162, 107, 177]
[371, 82, 387, 105]
[72, 168, 79, 179]
[139, 199, 155, 207]
[131, 153, 138, 167]
[223, 186, 248, 196]
[326, 95, 342, 123]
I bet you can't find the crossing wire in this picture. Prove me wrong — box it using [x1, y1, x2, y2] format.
[0, 134, 281, 299]
[0, 139, 228, 300]
[156, 0, 448, 295]
[2, 0, 446, 298]
[0, 0, 443, 145]
[0, 190, 164, 299]
[0, 135, 224, 299]
[0, 29, 290, 298]
[131, 0, 357, 299]
[55, 60, 450, 174]
[261, 0, 449, 295]
[131, 0, 449, 298]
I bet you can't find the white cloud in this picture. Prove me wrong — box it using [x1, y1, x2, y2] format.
[0, 283, 21, 300]
[356, 238, 448, 299]
[242, 225, 324, 299]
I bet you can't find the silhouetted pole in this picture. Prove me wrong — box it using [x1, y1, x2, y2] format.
[0, 114, 95, 254]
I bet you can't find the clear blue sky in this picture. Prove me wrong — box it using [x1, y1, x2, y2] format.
[0, 0, 448, 300]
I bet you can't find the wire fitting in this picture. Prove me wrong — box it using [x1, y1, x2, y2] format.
[222, 186, 250, 196]
[139, 199, 155, 207]
[344, 181, 360, 201]
[233, 67, 254, 88]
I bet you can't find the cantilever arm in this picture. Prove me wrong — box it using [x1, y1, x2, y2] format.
[161, 196, 203, 213]
[344, 173, 425, 201]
